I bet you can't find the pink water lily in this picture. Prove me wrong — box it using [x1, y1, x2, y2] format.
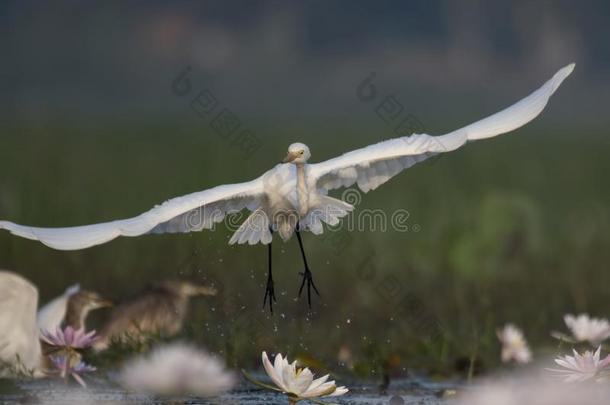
[562, 314, 610, 345]
[497, 324, 532, 364]
[120, 343, 235, 397]
[41, 326, 97, 349]
[50, 354, 96, 388]
[547, 346, 610, 383]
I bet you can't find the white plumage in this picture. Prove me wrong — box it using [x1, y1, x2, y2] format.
[0, 271, 42, 377]
[36, 283, 80, 334]
[0, 64, 574, 250]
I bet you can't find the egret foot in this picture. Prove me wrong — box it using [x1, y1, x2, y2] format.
[298, 268, 320, 309]
[263, 272, 277, 313]
[263, 235, 276, 313]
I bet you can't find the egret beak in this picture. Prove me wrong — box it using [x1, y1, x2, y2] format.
[282, 152, 298, 163]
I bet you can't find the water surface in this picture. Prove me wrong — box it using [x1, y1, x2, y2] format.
[1, 376, 459, 404]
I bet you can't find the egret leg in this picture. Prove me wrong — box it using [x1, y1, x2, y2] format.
[263, 231, 276, 313]
[295, 227, 320, 309]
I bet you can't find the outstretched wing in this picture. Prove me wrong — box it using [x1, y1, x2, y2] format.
[0, 178, 265, 250]
[310, 63, 574, 193]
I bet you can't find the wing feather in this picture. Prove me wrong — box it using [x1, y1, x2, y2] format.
[0, 178, 265, 250]
[310, 63, 574, 193]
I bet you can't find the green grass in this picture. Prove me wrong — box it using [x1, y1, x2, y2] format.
[1, 117, 609, 379]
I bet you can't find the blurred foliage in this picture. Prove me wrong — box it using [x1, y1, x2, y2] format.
[450, 191, 542, 280]
[1, 117, 609, 381]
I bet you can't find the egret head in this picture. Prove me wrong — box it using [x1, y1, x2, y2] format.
[283, 143, 311, 164]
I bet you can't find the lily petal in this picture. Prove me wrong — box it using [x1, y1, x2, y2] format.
[282, 362, 300, 395]
[307, 374, 330, 392]
[329, 386, 349, 396]
[273, 353, 287, 389]
[291, 367, 314, 396]
[302, 381, 337, 398]
[262, 352, 285, 391]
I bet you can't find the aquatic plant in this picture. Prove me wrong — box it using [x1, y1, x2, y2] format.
[561, 314, 610, 346]
[496, 324, 532, 364]
[547, 346, 610, 383]
[458, 373, 610, 405]
[120, 342, 235, 397]
[49, 354, 96, 388]
[41, 326, 97, 350]
[243, 351, 348, 405]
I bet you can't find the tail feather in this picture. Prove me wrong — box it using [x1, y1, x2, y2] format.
[301, 196, 354, 235]
[228, 208, 272, 245]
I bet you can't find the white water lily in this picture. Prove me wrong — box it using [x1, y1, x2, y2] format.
[244, 351, 348, 404]
[563, 314, 610, 345]
[120, 343, 235, 397]
[497, 324, 532, 364]
[459, 373, 610, 405]
[547, 346, 610, 383]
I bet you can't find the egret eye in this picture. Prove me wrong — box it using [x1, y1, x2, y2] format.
[299, 151, 304, 155]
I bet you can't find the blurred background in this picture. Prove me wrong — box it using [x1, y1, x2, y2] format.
[1, 0, 609, 378]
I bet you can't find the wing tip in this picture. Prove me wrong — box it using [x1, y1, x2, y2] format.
[559, 62, 575, 78]
[552, 63, 575, 89]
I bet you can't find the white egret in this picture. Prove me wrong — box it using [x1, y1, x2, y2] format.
[0, 271, 43, 377]
[0, 64, 574, 312]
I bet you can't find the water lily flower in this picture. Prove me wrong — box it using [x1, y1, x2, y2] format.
[497, 324, 532, 364]
[120, 343, 235, 397]
[562, 314, 610, 345]
[50, 354, 96, 388]
[41, 326, 97, 349]
[547, 346, 610, 383]
[244, 351, 348, 405]
[458, 374, 610, 405]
